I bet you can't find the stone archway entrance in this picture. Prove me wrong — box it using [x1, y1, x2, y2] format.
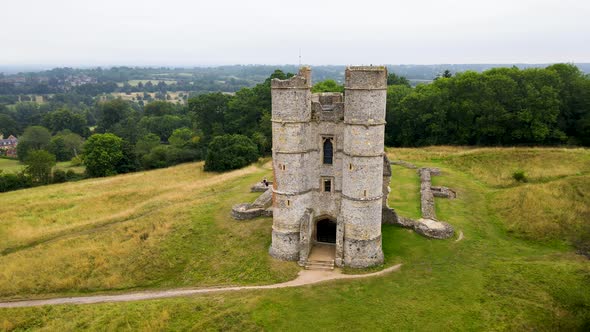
[305, 217, 337, 269]
[316, 218, 337, 244]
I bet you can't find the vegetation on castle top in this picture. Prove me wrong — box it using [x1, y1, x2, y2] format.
[311, 79, 344, 93]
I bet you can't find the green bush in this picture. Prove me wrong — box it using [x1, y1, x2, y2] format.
[83, 133, 123, 177]
[0, 171, 32, 192]
[69, 155, 83, 166]
[204, 134, 259, 172]
[52, 169, 67, 183]
[141, 145, 169, 170]
[512, 170, 528, 182]
[65, 169, 84, 181]
[24, 150, 56, 185]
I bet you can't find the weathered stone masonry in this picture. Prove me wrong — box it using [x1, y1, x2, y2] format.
[269, 66, 387, 268]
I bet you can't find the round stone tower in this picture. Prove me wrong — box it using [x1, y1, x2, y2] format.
[340, 66, 387, 267]
[269, 67, 313, 261]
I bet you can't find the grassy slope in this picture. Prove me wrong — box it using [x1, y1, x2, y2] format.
[0, 161, 298, 299]
[1, 148, 589, 331]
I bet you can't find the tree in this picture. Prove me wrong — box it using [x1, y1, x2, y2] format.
[385, 85, 412, 146]
[204, 134, 259, 172]
[16, 125, 52, 161]
[83, 133, 124, 177]
[188, 92, 232, 142]
[168, 127, 196, 148]
[24, 150, 56, 185]
[136, 133, 161, 156]
[387, 73, 411, 87]
[143, 101, 177, 116]
[139, 115, 190, 141]
[42, 108, 87, 135]
[48, 131, 83, 161]
[311, 79, 344, 93]
[0, 114, 18, 136]
[13, 102, 43, 131]
[96, 99, 131, 132]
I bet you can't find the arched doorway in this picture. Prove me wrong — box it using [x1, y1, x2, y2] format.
[316, 218, 337, 244]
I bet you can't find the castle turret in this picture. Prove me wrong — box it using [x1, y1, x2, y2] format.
[340, 66, 387, 267]
[269, 67, 313, 261]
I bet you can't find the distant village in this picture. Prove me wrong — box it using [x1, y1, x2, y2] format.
[0, 134, 18, 158]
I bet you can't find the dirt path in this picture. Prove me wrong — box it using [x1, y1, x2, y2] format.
[0, 265, 401, 308]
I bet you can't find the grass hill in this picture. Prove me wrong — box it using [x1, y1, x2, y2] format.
[0, 147, 589, 331]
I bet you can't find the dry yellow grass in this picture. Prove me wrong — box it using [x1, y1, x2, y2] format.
[0, 162, 215, 252]
[388, 146, 590, 187]
[0, 161, 298, 298]
[494, 175, 590, 242]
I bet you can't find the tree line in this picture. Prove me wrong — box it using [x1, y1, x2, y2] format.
[1, 64, 589, 192]
[385, 64, 590, 146]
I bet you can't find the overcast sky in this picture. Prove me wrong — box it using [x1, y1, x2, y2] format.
[1, 0, 589, 66]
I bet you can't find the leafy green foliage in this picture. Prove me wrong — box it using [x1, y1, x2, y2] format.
[512, 170, 527, 182]
[52, 169, 67, 183]
[204, 134, 259, 171]
[0, 170, 31, 192]
[47, 131, 83, 162]
[16, 125, 52, 161]
[143, 101, 178, 116]
[386, 66, 589, 146]
[83, 133, 124, 177]
[387, 73, 411, 87]
[42, 108, 87, 136]
[311, 79, 344, 93]
[96, 99, 132, 132]
[0, 114, 18, 136]
[24, 149, 56, 184]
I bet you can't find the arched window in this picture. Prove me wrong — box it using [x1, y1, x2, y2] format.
[323, 138, 333, 165]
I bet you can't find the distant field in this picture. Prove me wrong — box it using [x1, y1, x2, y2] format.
[116, 80, 177, 87]
[109, 91, 188, 104]
[0, 159, 85, 175]
[0, 148, 589, 330]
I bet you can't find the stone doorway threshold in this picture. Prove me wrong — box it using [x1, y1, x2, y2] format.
[309, 243, 336, 261]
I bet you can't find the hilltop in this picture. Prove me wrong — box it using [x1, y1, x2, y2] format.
[0, 147, 588, 330]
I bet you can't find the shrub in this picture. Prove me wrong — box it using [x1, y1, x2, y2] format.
[204, 134, 259, 172]
[141, 145, 169, 170]
[512, 170, 528, 182]
[65, 169, 84, 181]
[166, 146, 201, 165]
[0, 171, 32, 192]
[70, 155, 83, 166]
[52, 169, 67, 183]
[24, 150, 56, 185]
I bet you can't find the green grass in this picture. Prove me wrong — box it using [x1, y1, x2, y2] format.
[0, 159, 23, 173]
[0, 148, 589, 331]
[0, 159, 85, 175]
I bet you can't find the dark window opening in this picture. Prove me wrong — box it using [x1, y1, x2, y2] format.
[323, 138, 333, 165]
[323, 179, 332, 192]
[316, 219, 336, 244]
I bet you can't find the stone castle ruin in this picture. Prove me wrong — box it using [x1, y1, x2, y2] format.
[269, 66, 388, 268]
[232, 66, 455, 269]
